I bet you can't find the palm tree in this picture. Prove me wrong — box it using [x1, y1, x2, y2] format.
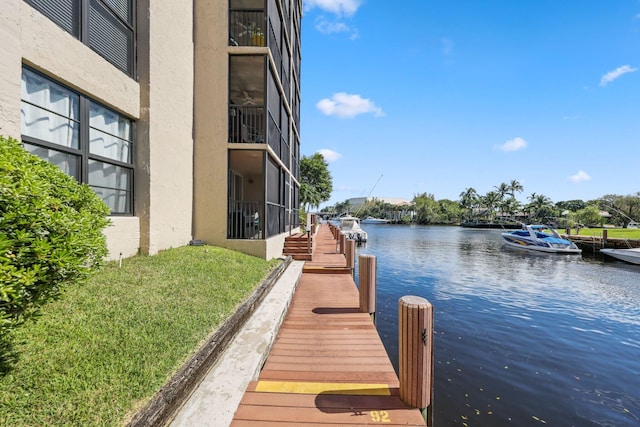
[494, 182, 509, 199]
[300, 183, 321, 212]
[508, 179, 524, 199]
[482, 191, 501, 221]
[459, 187, 479, 220]
[500, 197, 522, 220]
[527, 193, 553, 223]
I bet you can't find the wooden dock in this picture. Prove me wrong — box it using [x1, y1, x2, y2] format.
[566, 234, 640, 254]
[231, 224, 426, 426]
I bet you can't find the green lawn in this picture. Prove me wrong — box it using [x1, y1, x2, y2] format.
[569, 227, 640, 239]
[0, 245, 280, 426]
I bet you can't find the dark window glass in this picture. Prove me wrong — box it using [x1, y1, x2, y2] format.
[20, 67, 134, 215]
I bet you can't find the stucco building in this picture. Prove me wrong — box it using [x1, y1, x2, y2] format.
[0, 0, 302, 260]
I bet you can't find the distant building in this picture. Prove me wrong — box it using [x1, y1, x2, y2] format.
[1, 0, 302, 260]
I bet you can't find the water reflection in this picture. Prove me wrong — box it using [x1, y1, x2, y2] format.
[354, 224, 640, 427]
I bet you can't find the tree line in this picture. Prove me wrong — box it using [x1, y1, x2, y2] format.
[299, 154, 640, 227]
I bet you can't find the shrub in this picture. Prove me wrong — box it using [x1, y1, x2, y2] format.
[0, 136, 111, 342]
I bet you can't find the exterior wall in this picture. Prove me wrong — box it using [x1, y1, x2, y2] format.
[0, 1, 139, 136]
[137, 1, 194, 255]
[0, 1, 142, 260]
[0, 0, 22, 138]
[1, 1, 194, 261]
[105, 217, 141, 259]
[19, 3, 140, 118]
[192, 1, 230, 246]
[1, 0, 293, 261]
[223, 233, 288, 260]
[193, 2, 299, 260]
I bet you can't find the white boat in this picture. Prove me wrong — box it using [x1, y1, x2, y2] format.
[600, 248, 640, 265]
[360, 216, 390, 224]
[501, 225, 582, 254]
[339, 215, 368, 242]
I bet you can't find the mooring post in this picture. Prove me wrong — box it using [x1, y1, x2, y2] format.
[398, 295, 434, 427]
[339, 233, 346, 254]
[358, 254, 376, 322]
[345, 239, 355, 274]
[603, 229, 608, 246]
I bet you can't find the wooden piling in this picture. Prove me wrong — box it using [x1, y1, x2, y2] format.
[345, 239, 355, 272]
[358, 255, 376, 321]
[339, 233, 346, 254]
[398, 295, 434, 426]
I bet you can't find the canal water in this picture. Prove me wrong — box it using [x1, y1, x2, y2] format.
[352, 224, 640, 427]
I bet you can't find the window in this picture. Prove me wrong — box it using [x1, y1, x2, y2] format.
[23, 0, 135, 76]
[21, 67, 134, 214]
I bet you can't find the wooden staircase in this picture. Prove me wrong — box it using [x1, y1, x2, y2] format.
[282, 232, 314, 261]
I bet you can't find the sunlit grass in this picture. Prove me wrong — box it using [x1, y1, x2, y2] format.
[0, 245, 280, 426]
[571, 227, 640, 239]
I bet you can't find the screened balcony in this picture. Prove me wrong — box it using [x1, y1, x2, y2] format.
[228, 150, 298, 240]
[229, 1, 266, 47]
[229, 55, 265, 144]
[228, 150, 265, 240]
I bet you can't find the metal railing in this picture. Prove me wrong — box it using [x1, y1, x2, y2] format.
[229, 10, 266, 47]
[228, 200, 263, 240]
[229, 106, 265, 143]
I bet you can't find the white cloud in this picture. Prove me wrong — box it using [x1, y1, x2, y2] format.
[599, 65, 637, 86]
[316, 93, 384, 118]
[497, 137, 528, 152]
[569, 170, 591, 183]
[441, 38, 454, 56]
[317, 149, 342, 162]
[315, 18, 350, 34]
[304, 0, 363, 17]
[314, 16, 359, 39]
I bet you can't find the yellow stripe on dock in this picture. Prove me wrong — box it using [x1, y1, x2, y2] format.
[255, 380, 391, 395]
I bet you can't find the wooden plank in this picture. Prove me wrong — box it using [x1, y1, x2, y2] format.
[240, 390, 410, 408]
[266, 355, 392, 365]
[257, 370, 401, 385]
[263, 362, 393, 373]
[253, 381, 391, 395]
[233, 403, 425, 425]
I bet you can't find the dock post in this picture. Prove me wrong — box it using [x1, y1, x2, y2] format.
[358, 254, 376, 323]
[339, 233, 346, 254]
[603, 229, 608, 246]
[345, 239, 355, 275]
[398, 296, 434, 427]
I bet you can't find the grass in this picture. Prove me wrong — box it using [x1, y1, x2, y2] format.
[0, 245, 280, 426]
[570, 227, 640, 239]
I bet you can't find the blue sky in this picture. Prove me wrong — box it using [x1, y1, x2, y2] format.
[299, 0, 640, 208]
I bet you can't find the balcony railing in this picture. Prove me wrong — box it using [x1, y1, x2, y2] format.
[229, 10, 266, 47]
[228, 200, 263, 240]
[229, 106, 265, 143]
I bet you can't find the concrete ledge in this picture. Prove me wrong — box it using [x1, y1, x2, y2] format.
[126, 256, 301, 427]
[167, 259, 304, 426]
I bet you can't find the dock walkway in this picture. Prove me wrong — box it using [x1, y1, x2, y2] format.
[231, 224, 426, 426]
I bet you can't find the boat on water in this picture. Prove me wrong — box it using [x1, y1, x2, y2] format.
[501, 225, 582, 254]
[360, 216, 390, 224]
[599, 248, 640, 265]
[339, 215, 368, 242]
